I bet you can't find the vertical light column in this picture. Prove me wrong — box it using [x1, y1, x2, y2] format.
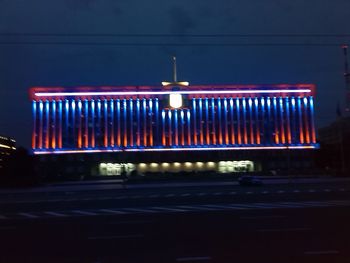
[78, 100, 82, 148]
[65, 100, 69, 148]
[273, 97, 279, 144]
[192, 98, 197, 145]
[116, 99, 121, 147]
[149, 99, 153, 146]
[180, 110, 185, 146]
[291, 97, 296, 144]
[52, 100, 56, 149]
[309, 96, 316, 144]
[58, 100, 62, 149]
[129, 99, 134, 147]
[97, 100, 101, 147]
[199, 98, 204, 145]
[211, 98, 216, 145]
[205, 98, 210, 145]
[266, 97, 271, 144]
[255, 98, 260, 145]
[174, 109, 179, 146]
[45, 100, 50, 149]
[162, 109, 166, 146]
[229, 98, 235, 145]
[242, 98, 248, 144]
[236, 98, 241, 145]
[248, 98, 254, 144]
[32, 101, 37, 149]
[223, 98, 229, 145]
[168, 110, 172, 146]
[297, 97, 304, 144]
[303, 97, 310, 144]
[155, 99, 159, 146]
[217, 98, 223, 145]
[110, 99, 114, 147]
[143, 99, 147, 147]
[279, 98, 285, 144]
[85, 99, 89, 148]
[187, 109, 191, 145]
[136, 99, 141, 147]
[123, 99, 127, 147]
[91, 100, 95, 148]
[285, 98, 291, 144]
[39, 101, 43, 149]
[260, 97, 265, 145]
[103, 99, 108, 148]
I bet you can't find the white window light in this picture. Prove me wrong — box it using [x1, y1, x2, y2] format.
[169, 93, 183, 109]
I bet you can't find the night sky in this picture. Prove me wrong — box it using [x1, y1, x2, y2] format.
[0, 0, 350, 148]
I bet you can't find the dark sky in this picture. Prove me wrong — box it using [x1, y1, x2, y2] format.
[0, 0, 350, 148]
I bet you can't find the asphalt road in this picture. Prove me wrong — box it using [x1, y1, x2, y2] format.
[1, 179, 350, 262]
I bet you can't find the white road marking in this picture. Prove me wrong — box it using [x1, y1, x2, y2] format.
[181, 193, 191, 197]
[258, 227, 311, 232]
[293, 190, 300, 193]
[304, 250, 339, 255]
[196, 193, 207, 196]
[261, 191, 269, 194]
[229, 191, 237, 195]
[152, 206, 188, 212]
[72, 210, 97, 216]
[44, 211, 67, 217]
[308, 189, 315, 193]
[177, 205, 220, 211]
[123, 208, 157, 213]
[99, 209, 127, 214]
[88, 234, 144, 240]
[165, 194, 175, 197]
[18, 213, 38, 218]
[324, 189, 331, 192]
[246, 191, 254, 194]
[114, 196, 127, 199]
[277, 190, 285, 194]
[212, 192, 223, 196]
[176, 256, 212, 262]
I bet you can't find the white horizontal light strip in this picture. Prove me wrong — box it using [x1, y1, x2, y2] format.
[0, 143, 11, 149]
[33, 145, 317, 155]
[34, 89, 312, 97]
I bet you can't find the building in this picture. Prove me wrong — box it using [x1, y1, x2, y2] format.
[0, 135, 16, 171]
[318, 117, 350, 175]
[29, 83, 318, 178]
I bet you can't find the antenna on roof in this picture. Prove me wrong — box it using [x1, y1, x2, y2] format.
[162, 56, 189, 87]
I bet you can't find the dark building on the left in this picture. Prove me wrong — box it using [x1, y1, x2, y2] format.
[0, 135, 16, 171]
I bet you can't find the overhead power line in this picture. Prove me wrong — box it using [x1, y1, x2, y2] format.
[0, 41, 347, 47]
[1, 33, 350, 38]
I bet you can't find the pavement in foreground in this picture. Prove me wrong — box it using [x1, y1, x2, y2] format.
[0, 178, 350, 263]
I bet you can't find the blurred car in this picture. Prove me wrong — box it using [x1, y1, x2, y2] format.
[238, 175, 263, 186]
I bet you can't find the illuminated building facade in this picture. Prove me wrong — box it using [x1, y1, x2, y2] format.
[29, 84, 318, 177]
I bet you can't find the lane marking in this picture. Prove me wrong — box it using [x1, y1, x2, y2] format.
[308, 189, 315, 193]
[261, 191, 269, 194]
[114, 196, 127, 199]
[229, 191, 237, 195]
[44, 211, 67, 217]
[277, 190, 285, 194]
[72, 210, 97, 216]
[18, 212, 38, 218]
[176, 256, 212, 262]
[324, 189, 331, 192]
[181, 193, 191, 197]
[177, 205, 220, 211]
[304, 250, 339, 255]
[99, 209, 127, 214]
[152, 206, 188, 212]
[122, 208, 157, 213]
[165, 194, 175, 197]
[258, 227, 311, 232]
[88, 234, 144, 240]
[196, 193, 207, 196]
[293, 190, 300, 193]
[212, 192, 223, 196]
